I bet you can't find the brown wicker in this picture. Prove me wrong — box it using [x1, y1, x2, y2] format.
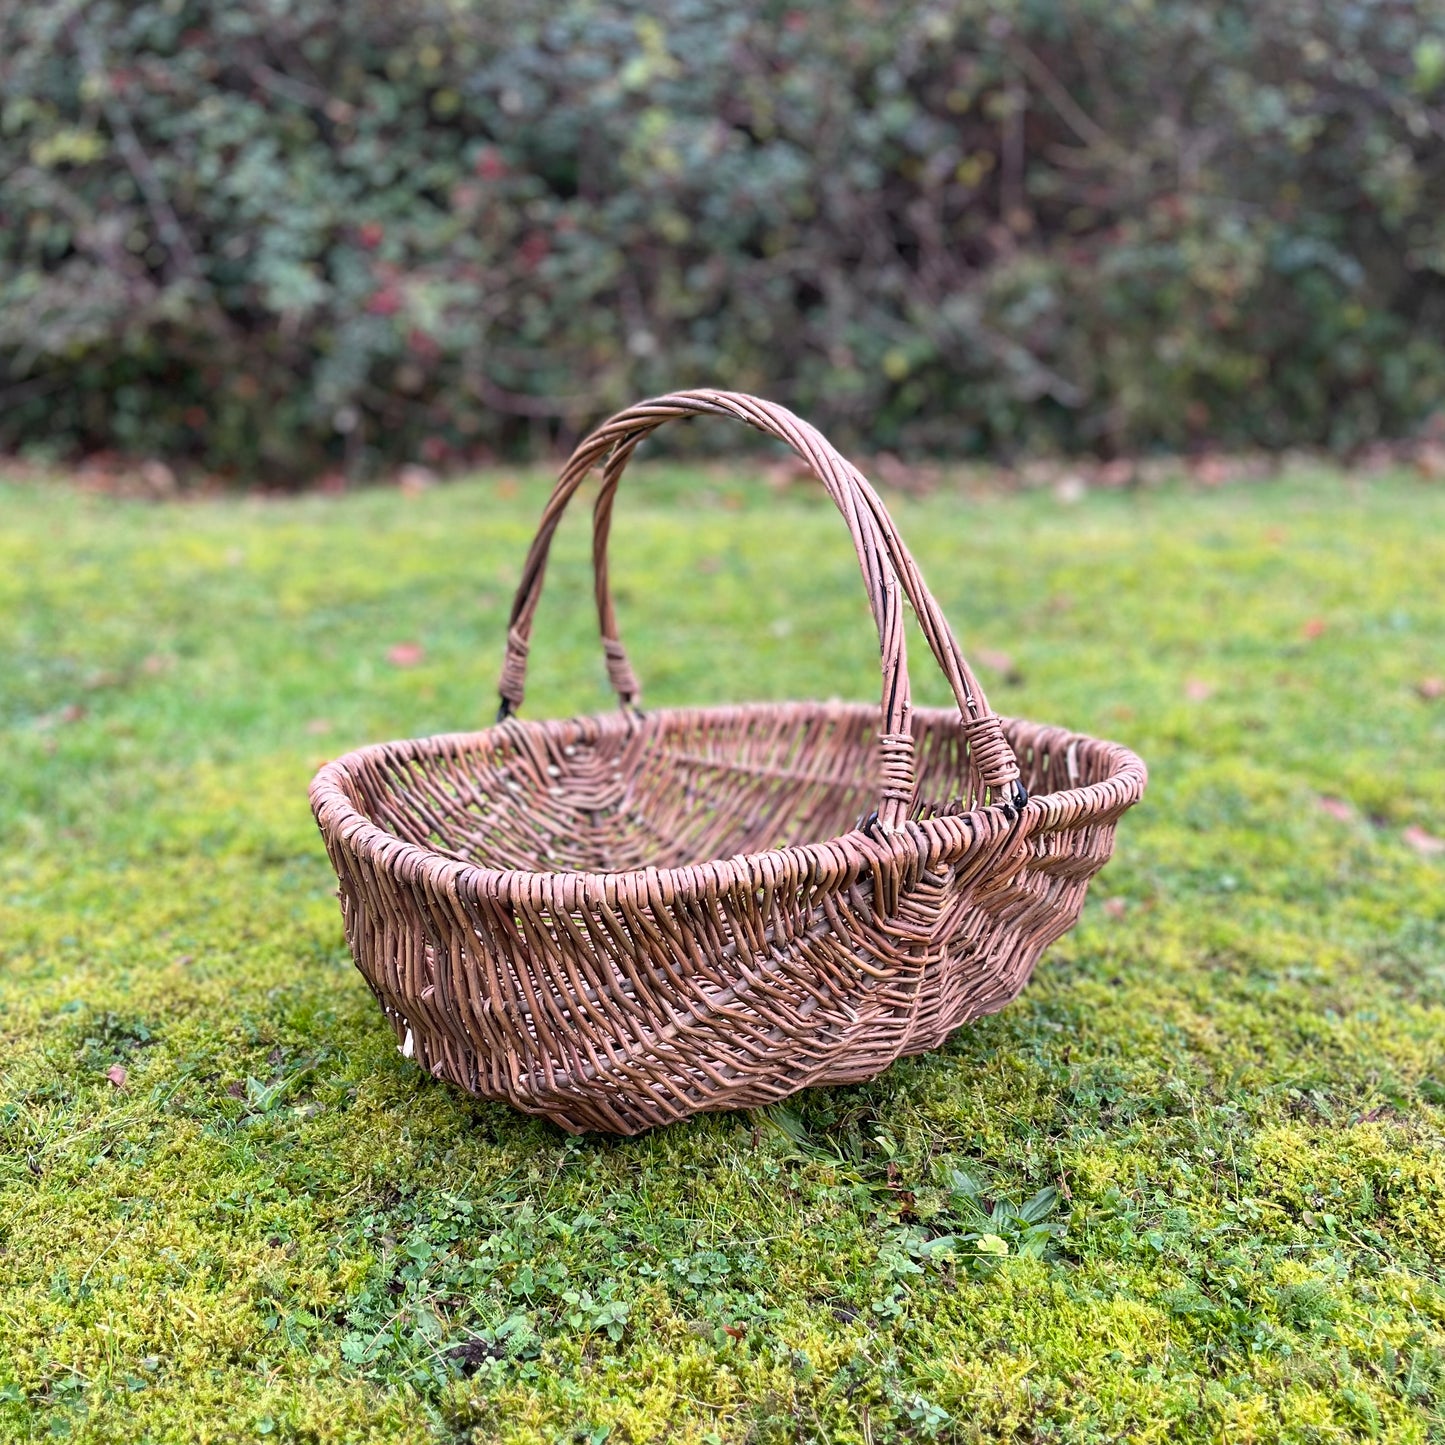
[310, 391, 1146, 1134]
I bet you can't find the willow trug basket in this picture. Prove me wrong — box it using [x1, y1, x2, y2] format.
[310, 390, 1147, 1134]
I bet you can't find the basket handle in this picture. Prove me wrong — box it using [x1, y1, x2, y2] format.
[590, 394, 1024, 804]
[497, 391, 1024, 827]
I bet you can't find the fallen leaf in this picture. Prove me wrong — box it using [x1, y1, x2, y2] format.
[36, 702, 87, 731]
[872, 453, 942, 497]
[1403, 825, 1445, 856]
[1301, 618, 1327, 640]
[1184, 678, 1214, 702]
[764, 458, 813, 492]
[1318, 796, 1353, 822]
[722, 1324, 746, 1341]
[140, 459, 176, 496]
[227, 1081, 246, 1098]
[1415, 443, 1445, 480]
[386, 642, 425, 668]
[978, 649, 1023, 685]
[398, 464, 437, 496]
[1417, 677, 1445, 702]
[106, 1064, 128, 1088]
[1103, 898, 1127, 920]
[1191, 455, 1231, 487]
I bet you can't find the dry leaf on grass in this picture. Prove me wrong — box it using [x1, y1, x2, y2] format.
[36, 703, 86, 731]
[386, 642, 425, 668]
[398, 465, 437, 496]
[978, 649, 1023, 684]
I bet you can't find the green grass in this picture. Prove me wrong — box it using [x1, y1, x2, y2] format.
[2, 463, 1444, 1445]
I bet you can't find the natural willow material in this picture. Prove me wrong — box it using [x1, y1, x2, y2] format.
[311, 391, 1146, 1133]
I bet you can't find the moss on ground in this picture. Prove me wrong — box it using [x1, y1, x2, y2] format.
[1, 465, 1443, 1444]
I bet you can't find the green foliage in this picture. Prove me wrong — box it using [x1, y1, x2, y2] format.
[4, 1, 1445, 477]
[0, 462, 1444, 1441]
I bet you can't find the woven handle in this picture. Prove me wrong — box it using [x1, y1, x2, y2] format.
[498, 391, 1024, 827]
[590, 394, 1024, 803]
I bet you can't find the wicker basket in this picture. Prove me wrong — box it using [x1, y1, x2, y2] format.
[310, 391, 1146, 1134]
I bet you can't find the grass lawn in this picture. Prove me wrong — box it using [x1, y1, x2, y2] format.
[2, 461, 1443, 1444]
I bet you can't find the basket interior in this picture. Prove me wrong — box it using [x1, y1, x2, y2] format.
[339, 704, 1107, 875]
[351, 705, 1006, 874]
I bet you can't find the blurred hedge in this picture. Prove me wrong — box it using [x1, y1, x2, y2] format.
[4, 0, 1445, 479]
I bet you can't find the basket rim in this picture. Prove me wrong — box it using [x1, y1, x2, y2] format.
[308, 701, 1147, 904]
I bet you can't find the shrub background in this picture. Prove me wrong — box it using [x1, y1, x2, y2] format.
[4, 0, 1445, 479]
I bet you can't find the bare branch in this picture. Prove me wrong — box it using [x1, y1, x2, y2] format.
[1008, 39, 1120, 156]
[468, 372, 602, 419]
[65, 13, 204, 285]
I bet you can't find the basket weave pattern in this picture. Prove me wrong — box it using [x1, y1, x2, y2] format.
[311, 392, 1146, 1134]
